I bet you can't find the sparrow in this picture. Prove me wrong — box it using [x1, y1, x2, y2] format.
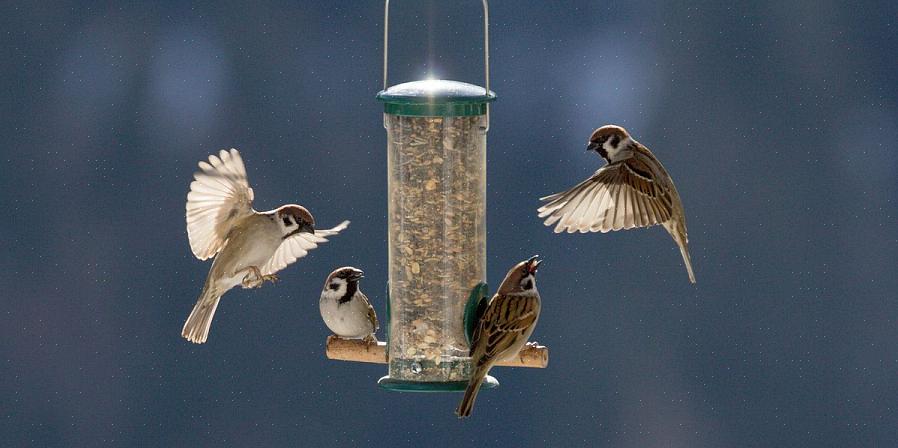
[456, 255, 542, 418]
[319, 267, 379, 342]
[537, 125, 696, 283]
[182, 148, 349, 344]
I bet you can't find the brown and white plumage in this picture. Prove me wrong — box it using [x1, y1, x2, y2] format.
[537, 125, 696, 284]
[182, 149, 350, 344]
[319, 267, 379, 341]
[456, 256, 542, 418]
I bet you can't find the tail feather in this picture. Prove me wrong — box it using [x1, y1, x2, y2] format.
[679, 242, 696, 284]
[182, 288, 221, 344]
[663, 221, 696, 284]
[456, 366, 489, 418]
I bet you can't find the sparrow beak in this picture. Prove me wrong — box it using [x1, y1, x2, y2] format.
[525, 255, 542, 275]
[349, 269, 364, 281]
[586, 142, 600, 153]
[300, 222, 316, 234]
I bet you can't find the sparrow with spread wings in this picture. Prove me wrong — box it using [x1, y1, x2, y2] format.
[182, 149, 349, 343]
[538, 125, 695, 283]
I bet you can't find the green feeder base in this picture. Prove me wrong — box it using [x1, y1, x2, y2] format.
[380, 282, 496, 392]
[377, 375, 498, 393]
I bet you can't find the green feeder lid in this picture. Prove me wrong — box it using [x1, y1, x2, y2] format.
[377, 79, 496, 117]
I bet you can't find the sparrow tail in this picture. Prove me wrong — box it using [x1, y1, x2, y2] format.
[679, 242, 696, 284]
[182, 287, 221, 344]
[456, 365, 489, 418]
[664, 221, 696, 284]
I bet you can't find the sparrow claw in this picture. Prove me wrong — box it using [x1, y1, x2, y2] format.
[261, 273, 279, 284]
[363, 334, 378, 344]
[241, 266, 266, 289]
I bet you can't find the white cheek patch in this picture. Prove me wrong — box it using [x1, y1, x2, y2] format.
[604, 137, 631, 162]
[322, 289, 340, 300]
[323, 282, 347, 299]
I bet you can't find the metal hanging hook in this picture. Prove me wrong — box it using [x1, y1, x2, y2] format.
[382, 0, 491, 101]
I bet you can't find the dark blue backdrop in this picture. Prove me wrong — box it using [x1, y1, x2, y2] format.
[2, 1, 897, 446]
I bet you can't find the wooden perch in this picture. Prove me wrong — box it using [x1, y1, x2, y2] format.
[325, 335, 549, 368]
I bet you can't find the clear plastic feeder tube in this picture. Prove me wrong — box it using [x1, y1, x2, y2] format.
[386, 113, 487, 383]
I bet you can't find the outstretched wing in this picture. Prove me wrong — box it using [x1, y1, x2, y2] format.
[259, 220, 350, 276]
[537, 156, 674, 234]
[186, 149, 255, 260]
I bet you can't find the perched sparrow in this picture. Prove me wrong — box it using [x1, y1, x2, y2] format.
[456, 256, 542, 418]
[319, 267, 378, 342]
[182, 148, 349, 344]
[537, 125, 696, 283]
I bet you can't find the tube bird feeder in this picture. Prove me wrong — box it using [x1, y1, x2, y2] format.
[325, 0, 548, 392]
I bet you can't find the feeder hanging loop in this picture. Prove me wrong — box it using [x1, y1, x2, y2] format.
[382, 0, 491, 130]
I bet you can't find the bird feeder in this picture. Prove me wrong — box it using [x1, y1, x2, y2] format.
[325, 0, 548, 391]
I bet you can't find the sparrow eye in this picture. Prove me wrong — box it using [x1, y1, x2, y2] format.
[330, 283, 339, 290]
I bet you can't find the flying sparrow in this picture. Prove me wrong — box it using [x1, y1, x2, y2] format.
[456, 255, 542, 418]
[182, 148, 350, 344]
[537, 125, 696, 283]
[319, 267, 379, 342]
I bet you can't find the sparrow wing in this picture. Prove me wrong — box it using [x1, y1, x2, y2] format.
[469, 294, 539, 362]
[538, 156, 674, 234]
[358, 291, 379, 331]
[186, 149, 255, 260]
[259, 220, 349, 276]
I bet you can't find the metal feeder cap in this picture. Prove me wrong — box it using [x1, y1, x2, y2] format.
[377, 79, 496, 117]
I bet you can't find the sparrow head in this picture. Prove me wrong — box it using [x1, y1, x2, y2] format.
[276, 204, 315, 237]
[587, 125, 631, 162]
[323, 266, 364, 300]
[498, 255, 542, 295]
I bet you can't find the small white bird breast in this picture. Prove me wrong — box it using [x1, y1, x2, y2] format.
[319, 294, 374, 338]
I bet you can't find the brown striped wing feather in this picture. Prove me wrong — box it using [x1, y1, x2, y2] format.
[469, 294, 540, 364]
[538, 156, 674, 234]
[361, 291, 379, 331]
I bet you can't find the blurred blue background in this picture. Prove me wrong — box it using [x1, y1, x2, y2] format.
[2, 1, 897, 446]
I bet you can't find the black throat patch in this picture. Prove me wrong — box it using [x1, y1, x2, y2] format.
[592, 138, 610, 162]
[338, 281, 358, 305]
[597, 144, 609, 162]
